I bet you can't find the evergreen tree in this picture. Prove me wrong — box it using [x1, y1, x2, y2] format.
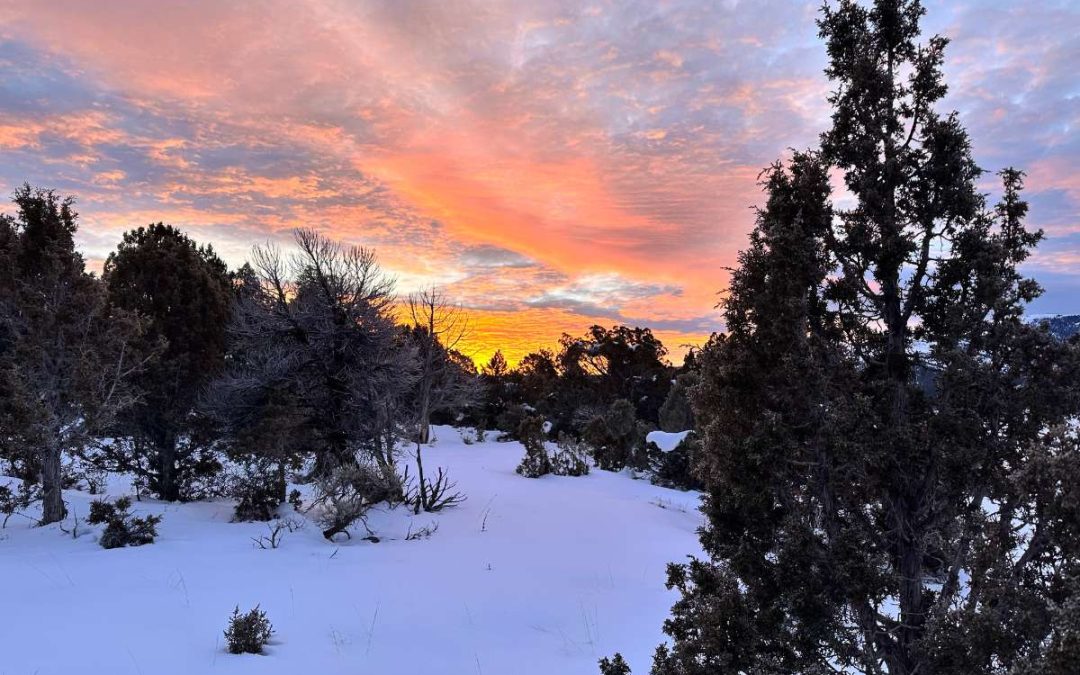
[658, 371, 698, 433]
[0, 187, 150, 523]
[101, 223, 232, 501]
[647, 2, 1080, 674]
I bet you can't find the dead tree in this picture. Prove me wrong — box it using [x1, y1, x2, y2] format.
[405, 288, 478, 512]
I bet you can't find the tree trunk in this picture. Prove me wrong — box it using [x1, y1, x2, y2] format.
[40, 445, 66, 524]
[156, 432, 180, 501]
[414, 440, 428, 514]
[276, 460, 287, 504]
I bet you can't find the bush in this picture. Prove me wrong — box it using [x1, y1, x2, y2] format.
[86, 496, 162, 549]
[584, 399, 649, 471]
[551, 433, 590, 477]
[517, 426, 591, 479]
[0, 482, 37, 527]
[224, 605, 273, 654]
[515, 415, 552, 478]
[230, 460, 285, 522]
[658, 372, 698, 432]
[310, 463, 394, 541]
[495, 403, 532, 441]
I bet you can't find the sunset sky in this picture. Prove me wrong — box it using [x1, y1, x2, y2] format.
[0, 1, 1077, 365]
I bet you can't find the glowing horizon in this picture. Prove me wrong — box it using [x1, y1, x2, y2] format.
[1, 1, 1077, 365]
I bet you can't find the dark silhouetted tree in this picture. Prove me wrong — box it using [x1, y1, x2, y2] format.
[645, 2, 1080, 674]
[208, 230, 415, 490]
[0, 187, 151, 524]
[100, 223, 232, 500]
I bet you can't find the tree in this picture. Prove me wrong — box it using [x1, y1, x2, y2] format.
[209, 230, 414, 488]
[404, 287, 475, 513]
[515, 348, 560, 406]
[407, 287, 478, 444]
[483, 350, 508, 378]
[100, 223, 232, 501]
[648, 2, 1080, 674]
[0, 187, 151, 524]
[560, 325, 672, 424]
[477, 350, 511, 432]
[657, 371, 698, 433]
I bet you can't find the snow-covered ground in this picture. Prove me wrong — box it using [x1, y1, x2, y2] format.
[0, 426, 703, 675]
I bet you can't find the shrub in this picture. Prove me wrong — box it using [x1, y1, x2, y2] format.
[0, 482, 37, 528]
[310, 463, 393, 541]
[495, 403, 531, 440]
[515, 415, 551, 478]
[287, 489, 303, 511]
[584, 399, 649, 471]
[251, 518, 304, 549]
[224, 605, 273, 654]
[231, 460, 284, 522]
[517, 427, 591, 479]
[86, 496, 162, 549]
[658, 371, 698, 432]
[403, 463, 465, 514]
[550, 433, 590, 477]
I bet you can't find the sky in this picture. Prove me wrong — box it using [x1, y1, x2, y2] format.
[0, 1, 1077, 365]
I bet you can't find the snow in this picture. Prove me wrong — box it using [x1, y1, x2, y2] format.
[0, 425, 703, 675]
[645, 430, 691, 453]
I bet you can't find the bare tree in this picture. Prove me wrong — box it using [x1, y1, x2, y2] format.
[405, 287, 477, 513]
[407, 287, 477, 444]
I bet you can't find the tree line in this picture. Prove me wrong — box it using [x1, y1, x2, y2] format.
[0, 196, 699, 530]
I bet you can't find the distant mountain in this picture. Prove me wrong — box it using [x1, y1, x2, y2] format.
[1033, 314, 1080, 340]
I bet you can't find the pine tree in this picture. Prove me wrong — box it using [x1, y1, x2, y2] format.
[647, 2, 1080, 674]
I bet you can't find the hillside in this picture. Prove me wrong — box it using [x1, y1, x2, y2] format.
[1040, 314, 1080, 340]
[0, 426, 702, 675]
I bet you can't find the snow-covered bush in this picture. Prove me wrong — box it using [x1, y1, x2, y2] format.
[0, 482, 36, 527]
[515, 415, 551, 477]
[86, 497, 162, 549]
[516, 445, 550, 478]
[584, 399, 649, 471]
[224, 605, 273, 654]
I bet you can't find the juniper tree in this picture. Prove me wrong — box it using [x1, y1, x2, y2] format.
[0, 187, 152, 524]
[100, 223, 232, 500]
[647, 2, 1080, 674]
[478, 349, 511, 431]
